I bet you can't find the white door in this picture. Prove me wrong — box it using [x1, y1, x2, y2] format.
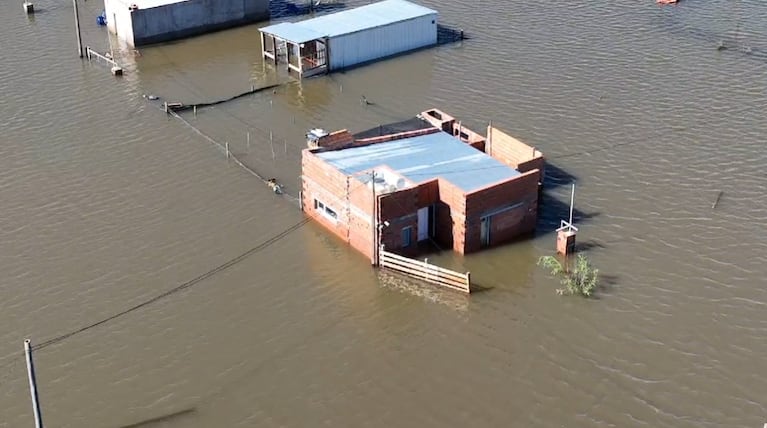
[417, 207, 429, 241]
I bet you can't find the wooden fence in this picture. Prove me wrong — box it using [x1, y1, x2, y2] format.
[379, 248, 471, 294]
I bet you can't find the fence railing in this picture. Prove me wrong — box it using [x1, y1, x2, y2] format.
[85, 46, 123, 75]
[379, 248, 471, 294]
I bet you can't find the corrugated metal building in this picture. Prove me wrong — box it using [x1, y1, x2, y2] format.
[259, 0, 438, 77]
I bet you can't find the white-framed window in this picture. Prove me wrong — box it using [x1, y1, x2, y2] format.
[314, 199, 338, 221]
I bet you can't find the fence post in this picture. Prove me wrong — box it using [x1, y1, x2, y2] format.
[465, 272, 471, 293]
[269, 132, 275, 160]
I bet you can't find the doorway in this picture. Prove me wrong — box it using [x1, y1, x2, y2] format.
[417, 207, 429, 241]
[480, 215, 491, 247]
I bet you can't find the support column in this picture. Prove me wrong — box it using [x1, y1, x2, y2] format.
[273, 36, 278, 64]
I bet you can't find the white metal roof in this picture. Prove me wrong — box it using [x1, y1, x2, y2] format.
[260, 0, 438, 43]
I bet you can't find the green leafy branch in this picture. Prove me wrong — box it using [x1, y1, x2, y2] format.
[538, 254, 599, 297]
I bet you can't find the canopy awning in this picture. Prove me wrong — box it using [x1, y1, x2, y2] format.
[260, 22, 326, 44]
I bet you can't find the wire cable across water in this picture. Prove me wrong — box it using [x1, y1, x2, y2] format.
[33, 218, 310, 352]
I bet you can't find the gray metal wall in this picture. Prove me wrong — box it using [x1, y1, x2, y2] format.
[328, 13, 438, 70]
[129, 0, 269, 46]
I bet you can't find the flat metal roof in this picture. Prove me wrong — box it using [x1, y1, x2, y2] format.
[316, 132, 521, 193]
[260, 0, 438, 43]
[259, 22, 326, 44]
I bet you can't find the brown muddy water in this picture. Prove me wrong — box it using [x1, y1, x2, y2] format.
[1, 0, 766, 427]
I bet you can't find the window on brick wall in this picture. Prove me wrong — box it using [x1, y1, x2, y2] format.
[402, 226, 413, 247]
[314, 199, 338, 221]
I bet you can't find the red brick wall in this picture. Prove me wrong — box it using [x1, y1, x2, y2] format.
[378, 181, 439, 254]
[487, 126, 545, 184]
[434, 201, 454, 249]
[435, 179, 467, 253]
[463, 170, 540, 253]
[355, 127, 439, 145]
[302, 121, 545, 259]
[452, 123, 486, 149]
[420, 109, 456, 133]
[314, 129, 354, 150]
[301, 149, 375, 261]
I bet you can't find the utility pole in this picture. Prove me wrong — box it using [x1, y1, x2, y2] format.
[568, 182, 575, 226]
[370, 170, 378, 266]
[73, 0, 83, 57]
[24, 340, 43, 428]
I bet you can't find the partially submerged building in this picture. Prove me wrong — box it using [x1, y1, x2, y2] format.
[105, 0, 269, 47]
[259, 0, 438, 77]
[301, 109, 545, 262]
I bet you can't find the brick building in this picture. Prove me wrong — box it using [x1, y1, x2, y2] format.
[300, 109, 545, 263]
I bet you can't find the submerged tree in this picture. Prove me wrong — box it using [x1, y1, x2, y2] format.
[538, 254, 599, 297]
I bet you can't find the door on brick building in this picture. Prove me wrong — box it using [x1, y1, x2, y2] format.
[417, 207, 430, 242]
[480, 215, 491, 247]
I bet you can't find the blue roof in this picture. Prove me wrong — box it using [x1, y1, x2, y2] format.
[316, 132, 521, 193]
[260, 0, 438, 43]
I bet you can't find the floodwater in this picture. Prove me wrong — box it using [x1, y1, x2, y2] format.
[1, 0, 766, 426]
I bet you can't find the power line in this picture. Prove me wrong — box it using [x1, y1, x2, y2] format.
[33, 218, 311, 352]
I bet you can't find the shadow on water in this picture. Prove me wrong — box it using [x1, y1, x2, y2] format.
[598, 274, 620, 294]
[543, 163, 577, 190]
[437, 24, 468, 45]
[537, 162, 601, 233]
[270, 0, 347, 19]
[116, 408, 197, 428]
[537, 191, 601, 235]
[575, 239, 607, 252]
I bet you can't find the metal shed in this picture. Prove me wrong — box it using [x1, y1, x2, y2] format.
[259, 0, 438, 77]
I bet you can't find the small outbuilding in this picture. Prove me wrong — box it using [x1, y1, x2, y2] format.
[105, 0, 269, 47]
[259, 0, 438, 77]
[301, 109, 546, 263]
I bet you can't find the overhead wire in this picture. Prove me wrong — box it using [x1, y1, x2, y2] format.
[33, 218, 311, 352]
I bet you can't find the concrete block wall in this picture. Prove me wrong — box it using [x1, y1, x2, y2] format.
[420, 109, 456, 133]
[452, 123, 486, 150]
[315, 128, 439, 153]
[433, 201, 454, 249]
[379, 187, 419, 254]
[313, 130, 355, 150]
[378, 181, 439, 255]
[463, 170, 540, 253]
[302, 150, 374, 260]
[487, 126, 545, 183]
[432, 179, 466, 253]
[301, 112, 547, 260]
[354, 127, 439, 146]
